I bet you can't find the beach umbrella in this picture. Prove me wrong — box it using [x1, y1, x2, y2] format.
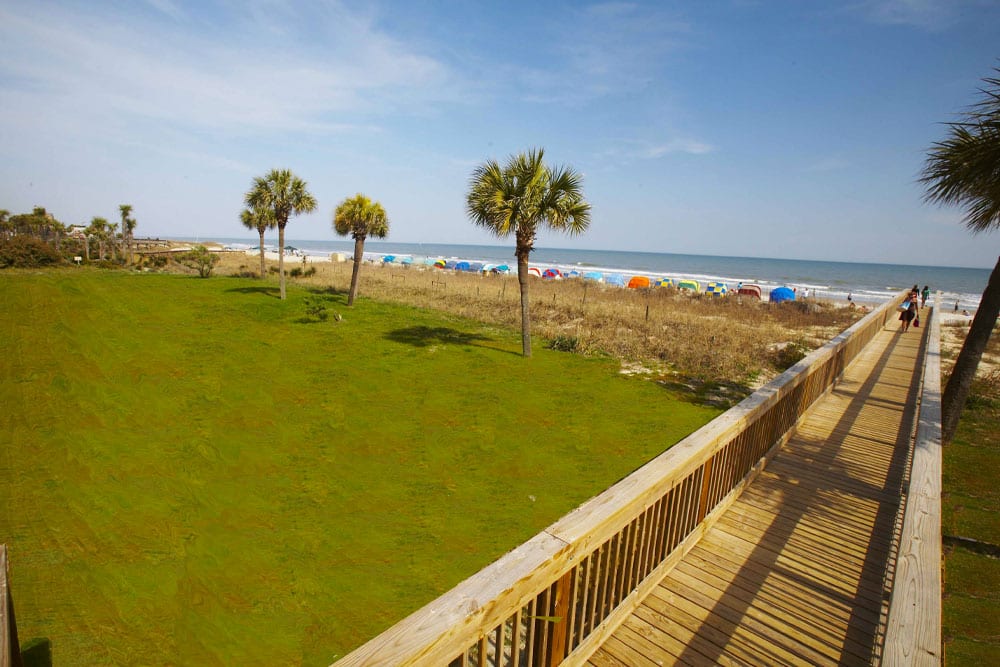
[627, 276, 650, 289]
[542, 268, 563, 279]
[706, 281, 728, 296]
[605, 273, 626, 287]
[382, 254, 395, 263]
[677, 279, 700, 292]
[528, 267, 542, 277]
[444, 260, 459, 270]
[654, 277, 674, 288]
[566, 270, 581, 278]
[455, 261, 472, 272]
[482, 263, 496, 273]
[433, 259, 447, 268]
[400, 256, 413, 265]
[583, 271, 604, 282]
[769, 286, 796, 303]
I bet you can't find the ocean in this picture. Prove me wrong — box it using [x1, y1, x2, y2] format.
[200, 237, 992, 311]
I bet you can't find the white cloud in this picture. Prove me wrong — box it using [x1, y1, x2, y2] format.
[850, 0, 957, 29]
[643, 139, 715, 158]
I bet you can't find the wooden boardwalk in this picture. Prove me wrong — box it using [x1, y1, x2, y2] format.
[588, 316, 927, 667]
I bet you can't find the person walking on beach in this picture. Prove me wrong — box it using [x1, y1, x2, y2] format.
[921, 285, 930, 308]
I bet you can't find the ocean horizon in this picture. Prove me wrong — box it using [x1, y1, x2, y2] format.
[191, 237, 991, 311]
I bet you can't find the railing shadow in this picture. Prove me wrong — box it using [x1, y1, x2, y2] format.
[672, 319, 926, 665]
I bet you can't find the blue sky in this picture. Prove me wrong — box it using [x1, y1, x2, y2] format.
[1, 1, 998, 268]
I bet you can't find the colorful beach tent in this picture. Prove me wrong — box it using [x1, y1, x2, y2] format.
[542, 268, 563, 279]
[432, 259, 446, 268]
[528, 267, 542, 278]
[706, 281, 728, 296]
[583, 271, 604, 282]
[677, 279, 700, 292]
[769, 286, 796, 303]
[455, 261, 472, 272]
[492, 264, 510, 274]
[738, 284, 762, 299]
[565, 270, 581, 279]
[400, 256, 413, 265]
[444, 260, 459, 270]
[627, 276, 651, 289]
[655, 277, 674, 288]
[469, 262, 484, 272]
[605, 273, 626, 287]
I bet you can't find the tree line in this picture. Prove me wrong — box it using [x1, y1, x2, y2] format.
[0, 204, 138, 265]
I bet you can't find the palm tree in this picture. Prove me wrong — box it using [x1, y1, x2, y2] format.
[119, 204, 137, 265]
[240, 204, 276, 279]
[245, 169, 317, 299]
[921, 67, 1000, 443]
[466, 148, 591, 357]
[332, 193, 390, 306]
[87, 217, 109, 260]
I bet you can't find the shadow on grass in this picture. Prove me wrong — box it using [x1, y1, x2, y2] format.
[307, 286, 350, 305]
[225, 286, 281, 298]
[386, 325, 494, 349]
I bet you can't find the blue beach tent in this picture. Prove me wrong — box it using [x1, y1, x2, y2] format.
[469, 262, 484, 272]
[454, 261, 472, 272]
[444, 260, 459, 270]
[706, 282, 728, 296]
[583, 271, 604, 282]
[604, 273, 626, 287]
[382, 255, 395, 263]
[769, 286, 796, 303]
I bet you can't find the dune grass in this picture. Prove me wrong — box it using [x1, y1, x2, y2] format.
[0, 269, 719, 665]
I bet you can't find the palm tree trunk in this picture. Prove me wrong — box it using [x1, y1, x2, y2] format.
[84, 236, 90, 261]
[278, 223, 287, 299]
[257, 229, 266, 279]
[942, 254, 1000, 443]
[348, 237, 365, 306]
[516, 251, 532, 357]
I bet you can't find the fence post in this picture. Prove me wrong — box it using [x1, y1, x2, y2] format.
[548, 571, 573, 667]
[1, 544, 23, 667]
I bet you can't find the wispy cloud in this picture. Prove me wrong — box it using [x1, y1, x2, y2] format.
[642, 139, 715, 158]
[848, 0, 959, 30]
[0, 1, 462, 139]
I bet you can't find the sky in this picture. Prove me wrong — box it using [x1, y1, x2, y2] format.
[1, 1, 999, 269]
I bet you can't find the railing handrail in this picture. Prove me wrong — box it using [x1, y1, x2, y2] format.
[336, 295, 905, 666]
[882, 294, 943, 665]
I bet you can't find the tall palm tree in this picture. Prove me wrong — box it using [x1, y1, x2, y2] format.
[466, 148, 591, 357]
[240, 204, 276, 279]
[921, 67, 1000, 443]
[332, 193, 390, 306]
[245, 169, 317, 299]
[119, 204, 137, 265]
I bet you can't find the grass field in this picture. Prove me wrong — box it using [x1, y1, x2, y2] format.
[0, 269, 719, 665]
[942, 379, 1000, 664]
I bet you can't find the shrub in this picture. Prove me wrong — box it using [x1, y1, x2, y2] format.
[548, 335, 579, 352]
[0, 236, 63, 268]
[178, 245, 219, 278]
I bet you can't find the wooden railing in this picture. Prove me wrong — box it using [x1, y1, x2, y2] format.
[1, 544, 23, 667]
[335, 296, 904, 666]
[883, 295, 942, 666]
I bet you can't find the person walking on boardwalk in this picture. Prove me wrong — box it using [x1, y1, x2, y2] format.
[921, 285, 930, 307]
[900, 298, 917, 332]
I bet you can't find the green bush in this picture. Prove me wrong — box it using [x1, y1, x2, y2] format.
[0, 236, 63, 268]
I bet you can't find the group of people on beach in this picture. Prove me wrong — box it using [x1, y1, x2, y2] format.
[899, 284, 929, 333]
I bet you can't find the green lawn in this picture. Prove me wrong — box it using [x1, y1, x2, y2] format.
[943, 388, 1000, 664]
[0, 269, 718, 665]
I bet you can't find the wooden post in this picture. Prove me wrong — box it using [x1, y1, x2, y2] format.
[1, 544, 23, 667]
[697, 457, 715, 522]
[549, 571, 573, 667]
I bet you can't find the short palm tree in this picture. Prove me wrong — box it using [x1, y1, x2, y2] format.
[466, 148, 591, 357]
[240, 205, 276, 279]
[333, 193, 390, 306]
[245, 169, 317, 299]
[921, 67, 1000, 443]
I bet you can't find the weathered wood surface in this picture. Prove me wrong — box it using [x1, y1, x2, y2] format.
[884, 297, 942, 666]
[588, 311, 928, 666]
